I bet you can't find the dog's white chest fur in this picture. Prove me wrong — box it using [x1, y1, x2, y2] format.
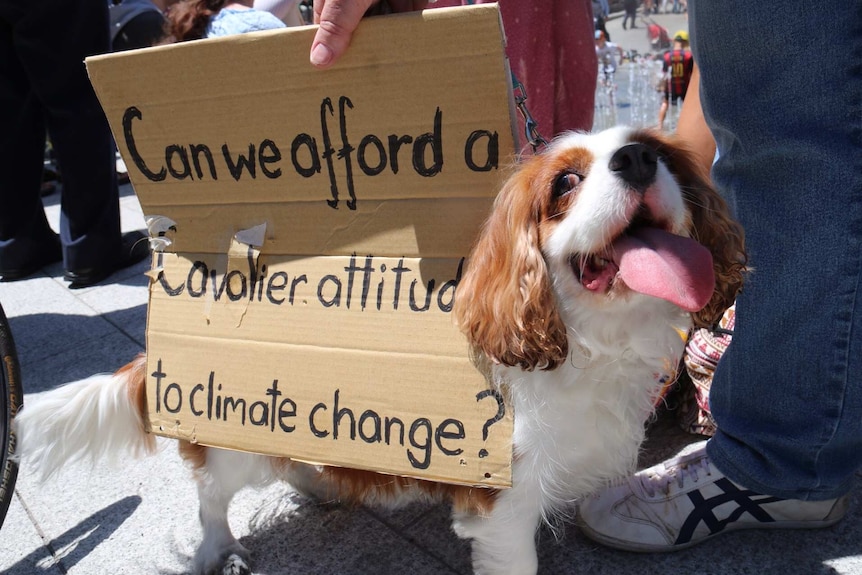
[507, 304, 688, 512]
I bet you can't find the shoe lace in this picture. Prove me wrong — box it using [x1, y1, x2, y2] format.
[636, 453, 712, 498]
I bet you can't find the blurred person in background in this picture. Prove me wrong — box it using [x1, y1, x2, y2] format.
[623, 0, 638, 29]
[163, 0, 285, 41]
[0, 0, 148, 288]
[657, 30, 693, 129]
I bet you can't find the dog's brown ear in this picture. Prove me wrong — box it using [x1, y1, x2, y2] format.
[453, 165, 568, 371]
[652, 133, 747, 328]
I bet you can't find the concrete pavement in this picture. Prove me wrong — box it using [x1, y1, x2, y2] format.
[3, 9, 862, 575]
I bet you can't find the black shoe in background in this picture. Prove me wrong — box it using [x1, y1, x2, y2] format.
[64, 230, 150, 289]
[0, 237, 62, 282]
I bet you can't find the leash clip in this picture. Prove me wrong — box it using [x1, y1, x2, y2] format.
[512, 75, 548, 153]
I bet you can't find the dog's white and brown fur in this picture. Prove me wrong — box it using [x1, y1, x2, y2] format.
[15, 126, 744, 575]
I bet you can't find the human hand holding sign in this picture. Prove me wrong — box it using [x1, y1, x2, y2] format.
[310, 0, 431, 68]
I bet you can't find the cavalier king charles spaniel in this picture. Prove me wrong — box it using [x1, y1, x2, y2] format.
[15, 126, 745, 575]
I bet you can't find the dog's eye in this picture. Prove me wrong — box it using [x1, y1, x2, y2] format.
[553, 172, 583, 197]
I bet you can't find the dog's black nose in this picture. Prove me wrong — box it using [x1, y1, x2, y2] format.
[609, 143, 658, 188]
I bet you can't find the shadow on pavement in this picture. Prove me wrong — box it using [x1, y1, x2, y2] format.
[7, 305, 146, 394]
[3, 495, 141, 575]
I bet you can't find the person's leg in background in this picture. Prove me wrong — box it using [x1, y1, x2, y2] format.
[657, 91, 670, 129]
[0, 10, 62, 280]
[1, 0, 147, 287]
[28, 0, 123, 276]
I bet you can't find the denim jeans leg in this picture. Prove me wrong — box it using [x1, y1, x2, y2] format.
[693, 1, 862, 500]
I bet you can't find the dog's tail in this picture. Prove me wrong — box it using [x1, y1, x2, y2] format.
[14, 353, 156, 479]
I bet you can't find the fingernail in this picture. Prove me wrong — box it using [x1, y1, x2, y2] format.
[310, 43, 333, 67]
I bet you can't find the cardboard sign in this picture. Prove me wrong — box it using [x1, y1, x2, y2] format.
[86, 4, 516, 487]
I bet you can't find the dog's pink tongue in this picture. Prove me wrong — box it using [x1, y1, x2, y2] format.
[612, 228, 714, 311]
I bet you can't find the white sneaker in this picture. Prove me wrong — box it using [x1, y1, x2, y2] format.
[577, 440, 849, 552]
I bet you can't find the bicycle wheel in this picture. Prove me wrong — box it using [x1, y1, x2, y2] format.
[0, 301, 22, 529]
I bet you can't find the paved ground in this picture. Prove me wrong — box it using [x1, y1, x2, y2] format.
[3, 8, 862, 575]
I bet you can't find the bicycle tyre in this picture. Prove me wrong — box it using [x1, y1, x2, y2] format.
[0, 302, 22, 529]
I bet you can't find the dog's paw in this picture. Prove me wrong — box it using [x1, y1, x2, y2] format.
[195, 542, 251, 575]
[221, 553, 251, 575]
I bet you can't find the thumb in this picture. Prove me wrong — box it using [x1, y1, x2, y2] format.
[310, 0, 379, 69]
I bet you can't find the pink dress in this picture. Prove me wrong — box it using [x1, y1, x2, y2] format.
[434, 0, 597, 151]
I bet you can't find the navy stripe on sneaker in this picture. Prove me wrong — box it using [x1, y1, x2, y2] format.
[675, 478, 784, 545]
